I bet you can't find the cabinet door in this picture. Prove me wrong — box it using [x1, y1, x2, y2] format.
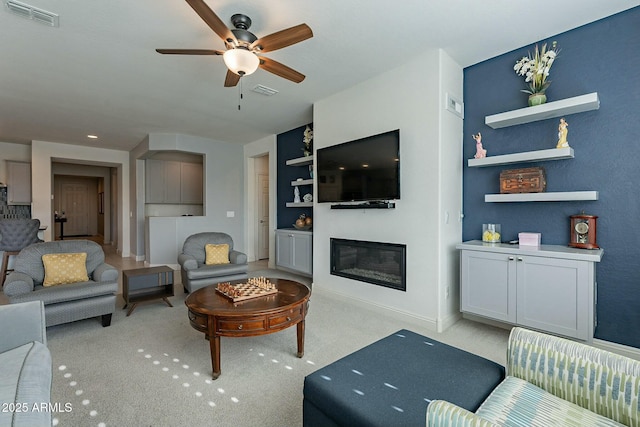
[275, 232, 293, 269]
[7, 161, 31, 204]
[164, 161, 181, 203]
[460, 250, 517, 323]
[145, 159, 166, 203]
[517, 256, 591, 340]
[180, 162, 203, 203]
[292, 233, 312, 275]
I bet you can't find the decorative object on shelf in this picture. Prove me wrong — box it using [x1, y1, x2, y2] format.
[513, 41, 559, 106]
[303, 193, 313, 203]
[303, 125, 313, 156]
[472, 132, 486, 159]
[309, 164, 314, 179]
[556, 118, 569, 148]
[500, 167, 546, 194]
[294, 186, 301, 203]
[519, 232, 541, 246]
[294, 214, 312, 230]
[482, 224, 501, 243]
[569, 213, 598, 249]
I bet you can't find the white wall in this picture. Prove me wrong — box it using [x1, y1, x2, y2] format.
[31, 140, 130, 256]
[312, 49, 463, 330]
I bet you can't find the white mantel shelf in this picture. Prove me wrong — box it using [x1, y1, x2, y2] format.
[468, 147, 574, 167]
[485, 92, 600, 129]
[485, 191, 599, 203]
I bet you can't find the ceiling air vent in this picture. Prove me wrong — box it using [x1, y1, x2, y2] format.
[5, 0, 59, 27]
[252, 84, 278, 96]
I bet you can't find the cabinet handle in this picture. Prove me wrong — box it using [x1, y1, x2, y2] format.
[237, 324, 243, 330]
[508, 256, 515, 261]
[517, 257, 523, 262]
[286, 316, 291, 321]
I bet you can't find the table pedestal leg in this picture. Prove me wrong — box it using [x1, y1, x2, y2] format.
[296, 320, 305, 358]
[210, 334, 221, 379]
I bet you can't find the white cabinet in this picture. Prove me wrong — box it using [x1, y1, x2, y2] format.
[276, 229, 312, 276]
[146, 159, 202, 204]
[458, 241, 603, 341]
[6, 161, 31, 205]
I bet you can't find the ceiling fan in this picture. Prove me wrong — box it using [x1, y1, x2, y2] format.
[156, 0, 313, 87]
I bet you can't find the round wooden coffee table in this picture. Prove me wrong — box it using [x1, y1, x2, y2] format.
[185, 278, 310, 379]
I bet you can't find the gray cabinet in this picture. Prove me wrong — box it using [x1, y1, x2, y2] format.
[458, 241, 603, 341]
[6, 161, 31, 205]
[146, 159, 202, 204]
[276, 229, 312, 276]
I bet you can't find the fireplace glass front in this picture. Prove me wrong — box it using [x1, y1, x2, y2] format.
[330, 238, 406, 291]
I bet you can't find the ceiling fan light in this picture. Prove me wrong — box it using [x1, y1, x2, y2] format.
[223, 48, 259, 76]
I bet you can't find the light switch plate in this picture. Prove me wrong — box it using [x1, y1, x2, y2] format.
[445, 93, 464, 119]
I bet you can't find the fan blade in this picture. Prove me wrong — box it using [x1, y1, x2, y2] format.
[156, 49, 224, 55]
[185, 0, 237, 45]
[224, 70, 241, 87]
[258, 57, 305, 83]
[250, 24, 313, 53]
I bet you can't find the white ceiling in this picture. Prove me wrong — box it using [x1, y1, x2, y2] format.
[1, 0, 638, 151]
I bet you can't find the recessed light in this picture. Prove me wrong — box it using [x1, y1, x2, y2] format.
[87, 135, 98, 139]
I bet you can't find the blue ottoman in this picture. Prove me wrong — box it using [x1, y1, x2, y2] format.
[303, 329, 504, 427]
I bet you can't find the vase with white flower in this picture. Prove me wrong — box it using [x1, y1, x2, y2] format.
[513, 41, 559, 106]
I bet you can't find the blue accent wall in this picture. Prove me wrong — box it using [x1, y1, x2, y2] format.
[277, 124, 313, 229]
[463, 7, 640, 347]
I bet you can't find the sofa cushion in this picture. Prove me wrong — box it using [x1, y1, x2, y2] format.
[476, 376, 625, 427]
[0, 341, 52, 427]
[42, 252, 88, 286]
[205, 243, 230, 265]
[9, 280, 118, 306]
[185, 262, 248, 280]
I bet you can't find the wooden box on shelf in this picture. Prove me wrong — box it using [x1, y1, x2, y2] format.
[500, 167, 546, 194]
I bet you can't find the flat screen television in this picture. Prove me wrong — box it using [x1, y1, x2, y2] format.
[317, 129, 400, 203]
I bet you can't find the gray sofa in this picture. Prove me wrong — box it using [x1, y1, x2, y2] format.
[2, 240, 118, 327]
[0, 301, 52, 427]
[178, 232, 248, 293]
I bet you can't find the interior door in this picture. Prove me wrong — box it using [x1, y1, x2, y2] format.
[257, 173, 270, 259]
[61, 183, 89, 236]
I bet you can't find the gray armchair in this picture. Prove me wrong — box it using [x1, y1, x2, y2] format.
[0, 301, 52, 427]
[0, 218, 43, 286]
[178, 232, 248, 293]
[3, 240, 118, 327]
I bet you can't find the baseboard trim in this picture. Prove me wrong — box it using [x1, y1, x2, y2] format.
[592, 338, 640, 361]
[312, 286, 438, 332]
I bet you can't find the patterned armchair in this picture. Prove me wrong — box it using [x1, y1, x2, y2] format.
[426, 327, 640, 426]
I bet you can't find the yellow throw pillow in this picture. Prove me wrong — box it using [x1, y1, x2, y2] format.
[42, 252, 89, 287]
[205, 243, 230, 265]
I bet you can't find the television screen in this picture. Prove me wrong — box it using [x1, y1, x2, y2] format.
[317, 129, 400, 203]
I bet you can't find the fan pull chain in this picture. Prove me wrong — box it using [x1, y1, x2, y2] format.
[238, 78, 243, 111]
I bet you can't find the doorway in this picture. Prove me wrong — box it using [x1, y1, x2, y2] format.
[254, 155, 270, 260]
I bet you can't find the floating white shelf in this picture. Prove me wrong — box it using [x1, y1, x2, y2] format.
[468, 147, 574, 167]
[286, 155, 314, 166]
[485, 191, 599, 203]
[286, 202, 313, 207]
[291, 179, 313, 186]
[485, 93, 599, 129]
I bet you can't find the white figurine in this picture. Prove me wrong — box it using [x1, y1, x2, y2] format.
[294, 187, 301, 203]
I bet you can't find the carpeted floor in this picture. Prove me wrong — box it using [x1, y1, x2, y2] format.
[46, 269, 509, 427]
